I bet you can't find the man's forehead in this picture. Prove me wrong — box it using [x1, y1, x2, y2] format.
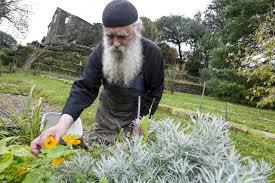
[104, 25, 133, 34]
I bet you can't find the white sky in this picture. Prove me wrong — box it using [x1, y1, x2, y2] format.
[0, 0, 212, 44]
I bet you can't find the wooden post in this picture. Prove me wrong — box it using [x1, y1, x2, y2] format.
[199, 81, 206, 112]
[225, 102, 228, 121]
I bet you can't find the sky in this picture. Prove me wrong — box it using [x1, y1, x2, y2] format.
[0, 0, 213, 44]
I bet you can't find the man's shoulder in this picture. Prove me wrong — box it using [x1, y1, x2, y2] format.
[91, 42, 104, 54]
[86, 42, 104, 65]
[141, 37, 161, 53]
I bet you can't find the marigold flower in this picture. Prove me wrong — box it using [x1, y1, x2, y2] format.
[43, 136, 58, 149]
[63, 135, 81, 145]
[52, 157, 64, 166]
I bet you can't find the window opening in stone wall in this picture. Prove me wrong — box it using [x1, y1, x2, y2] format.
[65, 16, 72, 24]
[53, 14, 57, 23]
[47, 26, 51, 33]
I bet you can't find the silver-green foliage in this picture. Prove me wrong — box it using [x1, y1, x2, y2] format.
[57, 114, 273, 182]
[55, 153, 97, 183]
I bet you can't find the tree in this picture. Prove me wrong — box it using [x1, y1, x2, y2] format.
[202, 0, 274, 69]
[204, 0, 273, 43]
[156, 15, 191, 62]
[0, 48, 16, 72]
[184, 20, 214, 75]
[0, 0, 30, 35]
[238, 9, 275, 109]
[140, 17, 158, 42]
[157, 42, 178, 66]
[0, 31, 17, 48]
[165, 65, 178, 94]
[23, 44, 46, 69]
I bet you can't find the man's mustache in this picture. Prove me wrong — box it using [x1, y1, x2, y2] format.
[111, 46, 125, 53]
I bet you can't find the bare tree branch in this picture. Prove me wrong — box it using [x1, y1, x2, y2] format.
[0, 0, 30, 36]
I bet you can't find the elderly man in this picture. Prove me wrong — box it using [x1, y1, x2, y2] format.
[31, 0, 164, 154]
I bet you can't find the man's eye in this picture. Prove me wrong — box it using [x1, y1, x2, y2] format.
[117, 35, 127, 39]
[107, 34, 114, 39]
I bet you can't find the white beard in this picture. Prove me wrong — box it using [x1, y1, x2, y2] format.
[102, 34, 143, 88]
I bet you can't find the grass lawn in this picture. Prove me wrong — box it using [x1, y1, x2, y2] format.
[0, 70, 274, 169]
[161, 91, 275, 134]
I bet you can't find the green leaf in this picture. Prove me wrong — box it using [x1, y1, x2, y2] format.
[140, 116, 150, 143]
[0, 137, 15, 147]
[41, 145, 75, 159]
[22, 169, 43, 183]
[100, 176, 108, 183]
[0, 146, 10, 155]
[23, 166, 56, 183]
[9, 145, 34, 159]
[0, 157, 13, 174]
[115, 128, 124, 144]
[0, 130, 10, 136]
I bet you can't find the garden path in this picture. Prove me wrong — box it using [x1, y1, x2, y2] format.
[0, 93, 59, 116]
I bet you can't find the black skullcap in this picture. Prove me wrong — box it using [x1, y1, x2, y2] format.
[102, 0, 138, 27]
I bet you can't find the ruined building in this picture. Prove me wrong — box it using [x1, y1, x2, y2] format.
[42, 7, 102, 47]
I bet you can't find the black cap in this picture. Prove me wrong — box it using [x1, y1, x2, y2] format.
[102, 0, 138, 27]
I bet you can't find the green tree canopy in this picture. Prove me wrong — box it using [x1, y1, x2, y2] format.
[201, 0, 274, 69]
[156, 15, 191, 62]
[0, 31, 17, 48]
[157, 42, 178, 66]
[204, 0, 273, 44]
[140, 17, 158, 42]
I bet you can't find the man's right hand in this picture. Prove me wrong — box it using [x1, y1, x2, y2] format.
[30, 114, 74, 155]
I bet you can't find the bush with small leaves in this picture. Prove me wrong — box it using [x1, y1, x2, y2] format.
[54, 113, 273, 182]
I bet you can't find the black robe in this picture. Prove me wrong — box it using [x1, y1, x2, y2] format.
[62, 37, 164, 142]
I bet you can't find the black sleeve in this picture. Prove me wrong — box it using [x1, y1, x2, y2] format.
[142, 45, 164, 118]
[62, 44, 103, 121]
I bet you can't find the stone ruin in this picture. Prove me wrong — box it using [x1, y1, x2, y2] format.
[42, 7, 102, 47]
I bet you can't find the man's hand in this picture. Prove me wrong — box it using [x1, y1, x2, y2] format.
[30, 114, 74, 155]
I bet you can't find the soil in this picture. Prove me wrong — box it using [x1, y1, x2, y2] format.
[0, 93, 60, 115]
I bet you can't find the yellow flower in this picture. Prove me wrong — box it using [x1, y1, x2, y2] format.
[72, 139, 81, 145]
[43, 136, 58, 149]
[63, 135, 81, 145]
[52, 157, 64, 166]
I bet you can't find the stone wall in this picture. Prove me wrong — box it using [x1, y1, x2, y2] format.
[164, 82, 208, 95]
[42, 7, 102, 47]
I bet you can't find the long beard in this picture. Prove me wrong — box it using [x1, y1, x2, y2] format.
[102, 35, 143, 88]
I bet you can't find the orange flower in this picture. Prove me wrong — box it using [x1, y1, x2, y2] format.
[63, 135, 81, 145]
[52, 157, 64, 166]
[43, 136, 58, 149]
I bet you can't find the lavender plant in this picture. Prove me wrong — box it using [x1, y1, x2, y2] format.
[56, 113, 273, 183]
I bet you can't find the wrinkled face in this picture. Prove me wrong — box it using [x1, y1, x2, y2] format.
[104, 25, 136, 48]
[102, 24, 143, 87]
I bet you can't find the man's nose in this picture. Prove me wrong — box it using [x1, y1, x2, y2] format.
[113, 38, 121, 47]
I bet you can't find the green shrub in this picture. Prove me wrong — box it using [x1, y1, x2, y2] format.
[0, 48, 16, 66]
[15, 45, 35, 67]
[210, 68, 246, 83]
[207, 78, 247, 103]
[207, 69, 247, 103]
